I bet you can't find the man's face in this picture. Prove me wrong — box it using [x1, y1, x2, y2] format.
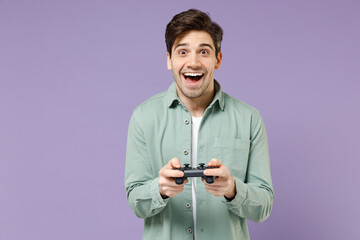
[167, 31, 222, 100]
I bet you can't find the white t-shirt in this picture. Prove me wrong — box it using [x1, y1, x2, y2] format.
[191, 116, 202, 239]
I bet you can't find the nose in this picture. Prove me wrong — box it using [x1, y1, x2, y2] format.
[186, 52, 202, 69]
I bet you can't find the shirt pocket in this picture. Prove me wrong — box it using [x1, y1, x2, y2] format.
[213, 137, 250, 181]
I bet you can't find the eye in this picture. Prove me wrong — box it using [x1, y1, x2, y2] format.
[179, 50, 187, 55]
[200, 49, 209, 54]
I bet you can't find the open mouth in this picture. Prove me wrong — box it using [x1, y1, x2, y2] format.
[182, 72, 204, 82]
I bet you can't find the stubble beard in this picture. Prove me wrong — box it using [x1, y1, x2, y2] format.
[174, 72, 213, 99]
[175, 77, 208, 99]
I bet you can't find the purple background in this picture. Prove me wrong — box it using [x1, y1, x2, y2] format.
[1, 0, 359, 239]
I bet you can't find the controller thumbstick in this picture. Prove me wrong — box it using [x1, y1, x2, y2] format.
[184, 163, 190, 167]
[199, 163, 205, 168]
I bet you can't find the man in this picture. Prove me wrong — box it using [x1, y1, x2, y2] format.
[125, 9, 274, 240]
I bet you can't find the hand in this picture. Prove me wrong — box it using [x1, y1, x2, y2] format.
[202, 159, 236, 199]
[158, 158, 188, 198]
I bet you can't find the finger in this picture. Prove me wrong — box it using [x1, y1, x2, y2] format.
[203, 168, 222, 176]
[162, 168, 184, 178]
[204, 184, 224, 191]
[161, 184, 186, 196]
[203, 162, 224, 175]
[207, 158, 222, 167]
[204, 187, 224, 197]
[169, 157, 181, 168]
[160, 181, 185, 191]
[170, 177, 188, 186]
[203, 180, 225, 189]
[203, 181, 224, 188]
[204, 183, 227, 192]
[201, 177, 221, 184]
[166, 185, 186, 192]
[204, 169, 229, 178]
[201, 179, 222, 189]
[163, 190, 181, 198]
[160, 177, 185, 188]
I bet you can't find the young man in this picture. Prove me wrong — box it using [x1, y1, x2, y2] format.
[125, 9, 274, 240]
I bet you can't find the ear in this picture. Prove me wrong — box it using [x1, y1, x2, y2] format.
[167, 52, 172, 70]
[215, 51, 223, 70]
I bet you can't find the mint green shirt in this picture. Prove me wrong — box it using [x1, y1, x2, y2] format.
[125, 81, 274, 240]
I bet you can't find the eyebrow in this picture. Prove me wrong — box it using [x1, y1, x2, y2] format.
[174, 43, 188, 50]
[199, 43, 214, 51]
[174, 43, 214, 51]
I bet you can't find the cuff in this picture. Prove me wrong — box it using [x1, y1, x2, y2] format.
[222, 178, 247, 207]
[150, 177, 169, 210]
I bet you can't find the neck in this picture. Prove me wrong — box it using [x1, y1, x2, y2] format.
[177, 86, 215, 118]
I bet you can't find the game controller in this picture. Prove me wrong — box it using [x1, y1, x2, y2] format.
[173, 163, 217, 184]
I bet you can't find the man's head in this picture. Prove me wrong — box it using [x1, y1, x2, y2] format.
[165, 9, 223, 58]
[165, 9, 224, 102]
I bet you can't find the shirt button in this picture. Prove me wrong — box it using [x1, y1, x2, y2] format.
[185, 203, 191, 208]
[183, 150, 188, 155]
[184, 119, 189, 125]
[187, 227, 192, 234]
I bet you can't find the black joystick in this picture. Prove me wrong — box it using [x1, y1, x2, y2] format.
[173, 163, 217, 184]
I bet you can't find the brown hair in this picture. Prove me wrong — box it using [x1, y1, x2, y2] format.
[165, 9, 223, 57]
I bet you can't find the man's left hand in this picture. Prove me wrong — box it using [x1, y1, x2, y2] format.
[202, 159, 236, 200]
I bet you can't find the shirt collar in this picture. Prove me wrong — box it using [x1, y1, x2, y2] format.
[166, 79, 225, 111]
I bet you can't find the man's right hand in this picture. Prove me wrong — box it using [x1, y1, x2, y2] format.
[158, 158, 188, 198]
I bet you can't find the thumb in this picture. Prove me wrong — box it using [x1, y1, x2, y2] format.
[169, 157, 181, 169]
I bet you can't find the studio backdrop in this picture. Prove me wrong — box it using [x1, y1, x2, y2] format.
[0, 0, 359, 239]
